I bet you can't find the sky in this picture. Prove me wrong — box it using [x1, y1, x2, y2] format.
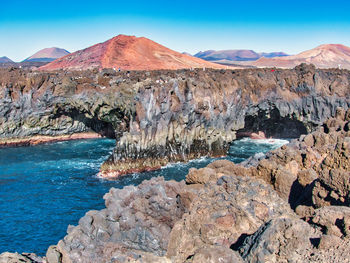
[1, 0, 350, 61]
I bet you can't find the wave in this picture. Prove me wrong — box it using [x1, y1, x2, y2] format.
[238, 137, 290, 147]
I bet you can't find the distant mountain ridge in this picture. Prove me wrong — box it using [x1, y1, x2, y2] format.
[252, 44, 350, 69]
[194, 49, 289, 61]
[0, 56, 14, 63]
[24, 47, 70, 62]
[40, 35, 225, 71]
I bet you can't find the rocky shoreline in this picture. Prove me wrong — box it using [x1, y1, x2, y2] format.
[0, 64, 350, 261]
[1, 64, 349, 176]
[0, 132, 102, 148]
[2, 109, 348, 262]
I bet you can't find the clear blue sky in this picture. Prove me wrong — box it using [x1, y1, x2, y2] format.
[1, 0, 350, 61]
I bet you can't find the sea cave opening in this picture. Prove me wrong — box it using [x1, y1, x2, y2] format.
[237, 108, 308, 139]
[56, 108, 117, 139]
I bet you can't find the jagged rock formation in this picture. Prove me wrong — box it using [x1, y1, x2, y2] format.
[0, 67, 135, 143]
[0, 252, 43, 263]
[10, 111, 347, 263]
[223, 108, 350, 210]
[101, 64, 350, 177]
[50, 175, 296, 263]
[0, 64, 349, 175]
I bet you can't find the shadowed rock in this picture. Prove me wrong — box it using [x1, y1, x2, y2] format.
[238, 217, 316, 263]
[166, 176, 294, 262]
[1, 65, 349, 176]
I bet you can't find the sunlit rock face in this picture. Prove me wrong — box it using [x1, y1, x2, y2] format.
[0, 64, 349, 175]
[40, 110, 350, 263]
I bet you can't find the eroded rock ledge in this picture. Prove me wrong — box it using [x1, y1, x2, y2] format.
[3, 109, 348, 262]
[101, 64, 350, 177]
[0, 64, 349, 175]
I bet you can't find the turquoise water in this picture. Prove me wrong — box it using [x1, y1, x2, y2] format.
[0, 138, 288, 255]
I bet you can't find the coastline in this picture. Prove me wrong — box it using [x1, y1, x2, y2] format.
[0, 132, 103, 148]
[98, 152, 227, 179]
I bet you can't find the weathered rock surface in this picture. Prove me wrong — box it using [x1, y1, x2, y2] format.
[311, 206, 350, 238]
[1, 64, 349, 175]
[238, 217, 316, 263]
[0, 252, 43, 263]
[105, 64, 350, 177]
[2, 113, 350, 262]
[224, 108, 350, 210]
[55, 177, 191, 263]
[47, 174, 296, 263]
[166, 176, 294, 262]
[189, 246, 243, 263]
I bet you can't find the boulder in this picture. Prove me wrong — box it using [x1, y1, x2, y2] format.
[311, 206, 350, 238]
[190, 246, 243, 263]
[239, 217, 315, 263]
[166, 175, 294, 262]
[56, 177, 191, 263]
[0, 252, 36, 263]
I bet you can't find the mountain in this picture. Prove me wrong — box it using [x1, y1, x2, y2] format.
[195, 50, 260, 61]
[0, 56, 14, 63]
[194, 50, 288, 62]
[258, 52, 289, 58]
[182, 52, 193, 56]
[24, 47, 70, 62]
[253, 44, 350, 69]
[40, 35, 224, 71]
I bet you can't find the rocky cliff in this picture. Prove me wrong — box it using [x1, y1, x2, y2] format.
[101, 64, 350, 177]
[0, 65, 350, 176]
[1, 65, 350, 262]
[4, 109, 348, 262]
[0, 65, 349, 173]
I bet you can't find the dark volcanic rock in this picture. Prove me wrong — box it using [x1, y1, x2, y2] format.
[189, 246, 244, 263]
[50, 174, 296, 263]
[166, 176, 294, 262]
[0, 252, 43, 263]
[2, 113, 349, 262]
[0, 65, 350, 175]
[55, 177, 191, 263]
[101, 64, 350, 176]
[223, 108, 350, 210]
[239, 217, 316, 263]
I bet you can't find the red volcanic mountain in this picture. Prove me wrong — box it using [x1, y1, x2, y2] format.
[253, 44, 350, 69]
[40, 35, 224, 71]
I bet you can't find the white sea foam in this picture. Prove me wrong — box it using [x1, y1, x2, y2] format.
[239, 137, 289, 147]
[161, 155, 214, 170]
[162, 161, 184, 169]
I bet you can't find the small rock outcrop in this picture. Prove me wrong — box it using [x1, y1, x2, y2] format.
[238, 217, 316, 263]
[55, 177, 190, 263]
[167, 176, 293, 262]
[0, 252, 43, 263]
